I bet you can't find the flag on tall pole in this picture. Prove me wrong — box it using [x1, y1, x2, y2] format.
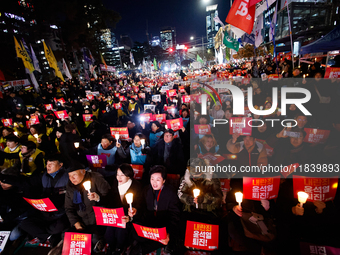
[62, 58, 72, 80]
[197, 54, 204, 64]
[30, 44, 41, 73]
[285, 0, 295, 69]
[130, 51, 135, 66]
[269, 1, 278, 42]
[43, 40, 65, 81]
[100, 54, 107, 69]
[14, 36, 35, 73]
[153, 58, 158, 71]
[254, 14, 263, 47]
[226, 0, 256, 37]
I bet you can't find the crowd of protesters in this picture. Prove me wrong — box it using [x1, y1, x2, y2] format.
[0, 54, 339, 255]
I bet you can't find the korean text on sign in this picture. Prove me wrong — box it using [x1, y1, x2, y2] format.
[93, 206, 126, 228]
[133, 223, 167, 243]
[62, 232, 91, 255]
[293, 176, 338, 202]
[23, 197, 58, 212]
[184, 221, 219, 251]
[229, 117, 252, 136]
[243, 177, 281, 201]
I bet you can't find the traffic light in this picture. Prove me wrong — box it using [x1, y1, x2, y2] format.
[169, 48, 173, 53]
[184, 46, 188, 51]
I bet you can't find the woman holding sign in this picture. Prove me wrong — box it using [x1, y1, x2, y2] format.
[105, 164, 142, 255]
[117, 133, 150, 165]
[129, 165, 180, 255]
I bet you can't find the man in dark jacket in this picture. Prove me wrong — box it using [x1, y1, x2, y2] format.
[144, 129, 186, 179]
[63, 161, 111, 253]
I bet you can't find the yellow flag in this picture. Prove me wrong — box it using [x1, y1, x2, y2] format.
[100, 54, 107, 69]
[43, 41, 65, 81]
[13, 36, 34, 73]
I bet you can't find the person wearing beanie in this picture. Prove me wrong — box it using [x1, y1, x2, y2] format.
[1, 135, 21, 170]
[61, 160, 111, 254]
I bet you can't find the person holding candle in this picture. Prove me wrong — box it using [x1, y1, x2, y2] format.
[85, 134, 118, 166]
[104, 164, 142, 255]
[116, 133, 150, 165]
[63, 160, 111, 253]
[129, 165, 180, 255]
[140, 121, 164, 148]
[27, 124, 51, 154]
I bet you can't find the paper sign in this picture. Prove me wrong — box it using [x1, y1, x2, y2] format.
[114, 93, 120, 98]
[179, 86, 185, 93]
[198, 153, 225, 165]
[166, 89, 177, 97]
[87, 94, 94, 100]
[261, 73, 267, 81]
[45, 104, 53, 111]
[220, 179, 230, 192]
[153, 114, 166, 124]
[83, 114, 93, 122]
[54, 110, 69, 120]
[114, 103, 122, 110]
[144, 104, 156, 112]
[2, 119, 12, 127]
[131, 95, 138, 100]
[93, 206, 126, 228]
[119, 96, 126, 102]
[184, 221, 219, 251]
[0, 231, 10, 252]
[303, 128, 330, 144]
[152, 94, 161, 102]
[131, 164, 144, 180]
[194, 125, 211, 135]
[161, 86, 169, 93]
[139, 93, 145, 99]
[86, 155, 107, 169]
[293, 176, 338, 202]
[243, 177, 281, 201]
[140, 113, 153, 123]
[26, 116, 40, 128]
[182, 95, 191, 103]
[133, 86, 139, 93]
[268, 74, 279, 81]
[324, 67, 340, 79]
[166, 118, 183, 132]
[300, 242, 340, 255]
[133, 224, 167, 243]
[229, 117, 252, 136]
[62, 232, 91, 255]
[166, 106, 176, 114]
[23, 197, 58, 212]
[191, 83, 199, 89]
[281, 163, 299, 178]
[255, 139, 274, 157]
[110, 127, 129, 140]
[54, 98, 66, 105]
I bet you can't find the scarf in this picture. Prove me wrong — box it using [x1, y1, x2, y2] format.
[131, 143, 142, 153]
[118, 179, 132, 201]
[73, 184, 86, 211]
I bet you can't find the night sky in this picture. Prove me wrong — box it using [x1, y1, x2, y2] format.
[102, 0, 231, 45]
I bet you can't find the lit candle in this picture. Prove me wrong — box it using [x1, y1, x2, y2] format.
[74, 142, 80, 149]
[193, 189, 200, 209]
[298, 192, 308, 207]
[141, 139, 145, 148]
[303, 74, 306, 81]
[125, 193, 133, 212]
[115, 134, 120, 140]
[33, 134, 39, 139]
[165, 124, 168, 129]
[14, 131, 18, 136]
[235, 192, 243, 208]
[83, 181, 91, 194]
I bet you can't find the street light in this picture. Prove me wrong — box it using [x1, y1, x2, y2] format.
[203, 0, 210, 3]
[190, 36, 194, 40]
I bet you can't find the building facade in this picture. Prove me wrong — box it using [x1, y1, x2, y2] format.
[160, 27, 176, 50]
[206, 4, 220, 49]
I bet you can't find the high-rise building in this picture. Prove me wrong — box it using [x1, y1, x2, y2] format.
[206, 4, 220, 49]
[160, 27, 176, 50]
[150, 36, 160, 47]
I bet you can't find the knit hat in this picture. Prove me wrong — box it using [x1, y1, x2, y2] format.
[65, 161, 85, 173]
[21, 141, 36, 151]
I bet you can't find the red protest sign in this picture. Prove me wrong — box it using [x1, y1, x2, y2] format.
[44, 104, 53, 111]
[243, 177, 281, 200]
[194, 125, 211, 135]
[153, 114, 166, 124]
[255, 139, 274, 157]
[140, 113, 153, 123]
[82, 114, 93, 122]
[324, 67, 340, 79]
[133, 86, 139, 93]
[300, 242, 340, 255]
[87, 94, 94, 100]
[191, 83, 199, 89]
[198, 153, 225, 165]
[86, 155, 107, 169]
[133, 224, 167, 243]
[119, 96, 126, 102]
[268, 74, 279, 81]
[139, 93, 145, 99]
[2, 119, 12, 127]
[110, 127, 129, 140]
[23, 197, 57, 212]
[193, 94, 208, 104]
[166, 105, 176, 114]
[229, 117, 252, 136]
[166, 89, 177, 97]
[303, 128, 330, 144]
[62, 232, 91, 255]
[54, 110, 69, 120]
[281, 163, 299, 179]
[114, 93, 120, 98]
[131, 164, 144, 180]
[54, 98, 66, 105]
[293, 176, 338, 202]
[220, 178, 231, 192]
[26, 116, 40, 128]
[114, 103, 122, 110]
[184, 221, 219, 251]
[166, 118, 183, 132]
[182, 95, 191, 103]
[179, 86, 185, 93]
[93, 206, 126, 228]
[131, 95, 138, 100]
